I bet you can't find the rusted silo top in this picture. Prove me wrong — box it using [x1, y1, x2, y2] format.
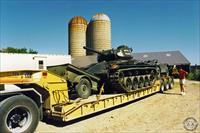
[69, 16, 87, 25]
[91, 13, 110, 22]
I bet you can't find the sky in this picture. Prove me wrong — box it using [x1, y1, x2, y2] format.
[0, 0, 199, 65]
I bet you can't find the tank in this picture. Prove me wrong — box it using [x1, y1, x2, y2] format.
[87, 13, 111, 55]
[83, 45, 169, 93]
[68, 16, 87, 57]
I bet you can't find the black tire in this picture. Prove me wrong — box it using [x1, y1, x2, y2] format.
[76, 79, 91, 99]
[169, 77, 174, 89]
[160, 81, 165, 93]
[0, 95, 39, 133]
[164, 80, 169, 90]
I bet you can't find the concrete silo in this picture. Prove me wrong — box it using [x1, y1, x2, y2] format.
[68, 16, 87, 57]
[86, 22, 93, 55]
[87, 13, 111, 55]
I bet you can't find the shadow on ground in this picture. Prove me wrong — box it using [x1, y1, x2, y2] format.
[162, 92, 181, 95]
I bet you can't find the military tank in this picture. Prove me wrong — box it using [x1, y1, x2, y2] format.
[83, 45, 170, 93]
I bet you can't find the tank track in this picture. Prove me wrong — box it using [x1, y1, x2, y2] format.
[108, 67, 158, 92]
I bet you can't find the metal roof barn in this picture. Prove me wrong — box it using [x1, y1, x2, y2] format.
[133, 51, 190, 66]
[72, 51, 190, 68]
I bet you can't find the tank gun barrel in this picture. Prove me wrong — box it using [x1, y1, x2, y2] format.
[83, 46, 103, 55]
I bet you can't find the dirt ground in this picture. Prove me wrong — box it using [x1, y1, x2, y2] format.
[35, 80, 200, 133]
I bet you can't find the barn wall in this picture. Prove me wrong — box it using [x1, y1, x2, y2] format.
[0, 53, 71, 71]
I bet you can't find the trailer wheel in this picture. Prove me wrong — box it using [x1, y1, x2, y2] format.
[160, 81, 165, 93]
[164, 80, 169, 90]
[0, 95, 39, 133]
[169, 77, 174, 89]
[76, 79, 91, 99]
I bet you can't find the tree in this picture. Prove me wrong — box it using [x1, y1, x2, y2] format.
[28, 48, 38, 54]
[1, 47, 38, 54]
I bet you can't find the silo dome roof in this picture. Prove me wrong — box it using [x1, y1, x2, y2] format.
[91, 13, 110, 22]
[69, 16, 87, 25]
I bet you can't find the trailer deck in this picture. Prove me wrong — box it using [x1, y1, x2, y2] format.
[50, 81, 160, 121]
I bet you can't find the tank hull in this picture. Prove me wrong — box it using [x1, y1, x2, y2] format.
[85, 60, 162, 93]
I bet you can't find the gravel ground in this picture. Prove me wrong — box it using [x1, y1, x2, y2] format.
[35, 80, 200, 133]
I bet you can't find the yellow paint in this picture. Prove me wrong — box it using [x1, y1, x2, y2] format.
[0, 70, 69, 110]
[51, 80, 161, 122]
[0, 70, 163, 122]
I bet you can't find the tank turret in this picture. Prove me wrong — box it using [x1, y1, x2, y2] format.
[83, 45, 133, 62]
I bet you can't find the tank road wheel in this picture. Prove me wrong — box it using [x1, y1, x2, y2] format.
[144, 77, 150, 87]
[149, 75, 155, 86]
[138, 77, 144, 88]
[118, 72, 124, 83]
[132, 78, 139, 90]
[76, 79, 91, 99]
[144, 80, 149, 87]
[0, 95, 39, 133]
[169, 77, 174, 89]
[124, 77, 132, 92]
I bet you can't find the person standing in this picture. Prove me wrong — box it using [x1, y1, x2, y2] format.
[172, 65, 179, 78]
[179, 68, 188, 95]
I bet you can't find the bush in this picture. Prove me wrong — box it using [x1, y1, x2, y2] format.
[187, 70, 200, 81]
[187, 73, 194, 80]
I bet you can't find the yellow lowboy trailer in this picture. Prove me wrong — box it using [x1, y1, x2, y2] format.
[52, 83, 161, 121]
[0, 70, 170, 133]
